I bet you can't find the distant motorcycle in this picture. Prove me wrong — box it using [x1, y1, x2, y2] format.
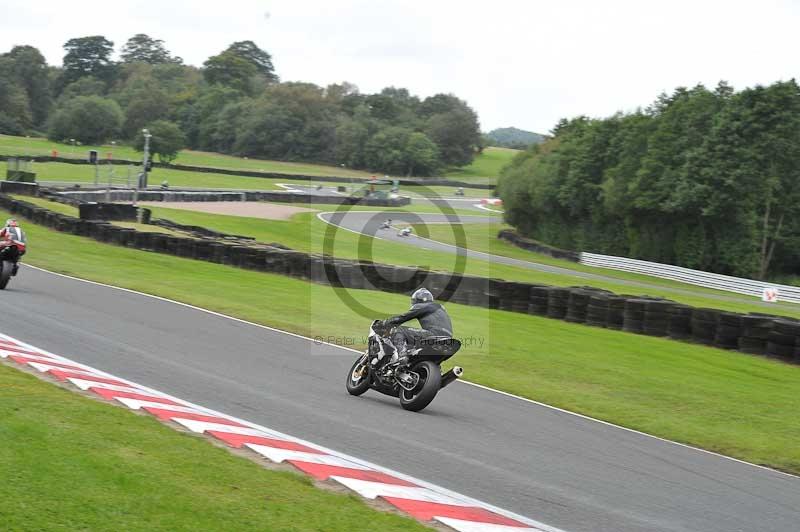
[346, 320, 463, 412]
[397, 227, 412, 237]
[0, 228, 26, 289]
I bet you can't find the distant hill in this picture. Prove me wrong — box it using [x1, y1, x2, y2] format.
[485, 127, 546, 149]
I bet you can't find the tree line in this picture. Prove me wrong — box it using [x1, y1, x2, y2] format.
[498, 81, 800, 279]
[0, 35, 482, 174]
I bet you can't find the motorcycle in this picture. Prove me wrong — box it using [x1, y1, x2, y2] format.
[345, 320, 463, 412]
[0, 227, 25, 290]
[397, 227, 412, 237]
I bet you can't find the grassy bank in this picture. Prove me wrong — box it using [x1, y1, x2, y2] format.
[444, 147, 519, 182]
[2, 134, 508, 182]
[8, 208, 800, 474]
[0, 134, 371, 178]
[0, 363, 426, 531]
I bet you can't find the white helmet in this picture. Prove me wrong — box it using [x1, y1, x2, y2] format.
[411, 287, 433, 305]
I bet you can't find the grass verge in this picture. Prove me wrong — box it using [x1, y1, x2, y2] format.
[7, 208, 800, 475]
[0, 363, 426, 531]
[0, 134, 371, 178]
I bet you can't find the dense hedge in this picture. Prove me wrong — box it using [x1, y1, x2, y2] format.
[3, 192, 799, 366]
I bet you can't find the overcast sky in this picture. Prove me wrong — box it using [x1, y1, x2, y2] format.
[3, 0, 799, 133]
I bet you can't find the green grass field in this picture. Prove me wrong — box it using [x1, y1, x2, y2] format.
[6, 207, 800, 475]
[3, 134, 508, 183]
[0, 134, 372, 178]
[444, 147, 520, 182]
[0, 363, 426, 531]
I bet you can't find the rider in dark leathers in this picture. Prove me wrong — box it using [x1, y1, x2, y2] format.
[382, 288, 453, 359]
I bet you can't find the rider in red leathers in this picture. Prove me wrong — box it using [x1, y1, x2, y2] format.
[0, 219, 26, 276]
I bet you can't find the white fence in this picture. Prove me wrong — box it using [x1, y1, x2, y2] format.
[579, 252, 800, 304]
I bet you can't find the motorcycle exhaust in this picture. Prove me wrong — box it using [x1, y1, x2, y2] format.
[440, 366, 463, 389]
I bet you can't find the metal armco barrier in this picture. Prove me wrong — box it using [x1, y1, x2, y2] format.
[580, 252, 800, 304]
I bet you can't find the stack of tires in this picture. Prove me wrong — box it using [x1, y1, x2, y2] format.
[766, 320, 800, 361]
[622, 299, 646, 334]
[606, 296, 627, 330]
[713, 313, 743, 350]
[642, 300, 673, 337]
[690, 308, 719, 345]
[737, 315, 775, 355]
[585, 294, 610, 327]
[528, 286, 550, 316]
[546, 287, 570, 319]
[565, 289, 591, 324]
[510, 283, 534, 313]
[667, 304, 693, 340]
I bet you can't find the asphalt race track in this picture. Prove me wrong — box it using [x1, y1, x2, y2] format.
[4, 267, 800, 532]
[320, 210, 792, 308]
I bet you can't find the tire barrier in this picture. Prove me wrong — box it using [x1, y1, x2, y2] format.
[585, 294, 610, 327]
[497, 229, 580, 262]
[565, 289, 591, 323]
[546, 287, 570, 319]
[79, 202, 148, 222]
[0, 181, 39, 195]
[667, 304, 693, 341]
[53, 188, 411, 207]
[623, 299, 646, 334]
[767, 320, 800, 361]
[4, 192, 800, 366]
[738, 315, 774, 355]
[691, 309, 719, 346]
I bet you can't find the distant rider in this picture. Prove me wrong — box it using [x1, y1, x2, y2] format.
[379, 288, 453, 363]
[380, 219, 392, 229]
[0, 219, 26, 276]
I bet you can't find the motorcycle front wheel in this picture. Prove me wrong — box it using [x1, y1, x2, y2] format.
[0, 260, 13, 289]
[399, 360, 441, 412]
[345, 355, 371, 396]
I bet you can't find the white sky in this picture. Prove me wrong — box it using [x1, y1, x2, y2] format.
[2, 0, 799, 133]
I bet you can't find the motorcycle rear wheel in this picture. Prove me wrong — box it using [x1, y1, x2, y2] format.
[345, 355, 371, 396]
[399, 360, 441, 412]
[0, 261, 13, 289]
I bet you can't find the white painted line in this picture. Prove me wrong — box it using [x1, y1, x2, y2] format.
[247, 445, 369, 469]
[21, 264, 800, 483]
[114, 398, 210, 415]
[171, 419, 275, 437]
[66, 378, 155, 394]
[331, 477, 468, 505]
[435, 517, 540, 532]
[0, 349, 54, 361]
[27, 362, 97, 374]
[474, 204, 504, 214]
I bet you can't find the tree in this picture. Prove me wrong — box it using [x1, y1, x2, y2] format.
[203, 51, 258, 93]
[58, 77, 107, 101]
[223, 41, 277, 82]
[47, 95, 123, 144]
[0, 58, 32, 134]
[404, 132, 440, 176]
[3, 45, 51, 126]
[122, 87, 171, 139]
[62, 36, 115, 85]
[425, 107, 481, 166]
[134, 120, 186, 163]
[120, 34, 181, 64]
